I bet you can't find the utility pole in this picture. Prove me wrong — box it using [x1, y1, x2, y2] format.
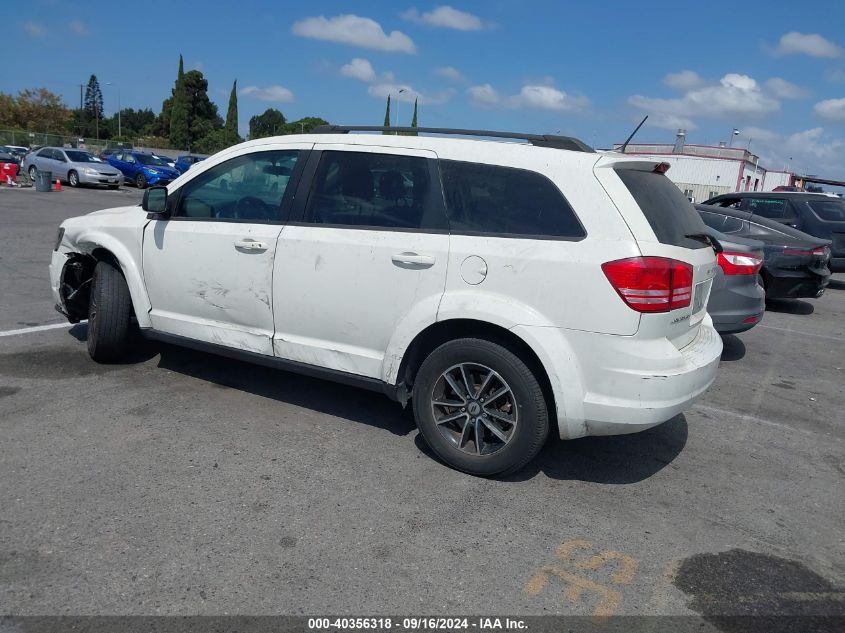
[79, 84, 83, 110]
[396, 88, 406, 135]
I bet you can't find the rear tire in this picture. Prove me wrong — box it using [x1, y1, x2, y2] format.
[87, 260, 132, 362]
[135, 173, 147, 189]
[412, 338, 549, 477]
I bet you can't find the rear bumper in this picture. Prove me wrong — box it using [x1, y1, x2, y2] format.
[514, 320, 723, 440]
[765, 270, 829, 299]
[708, 275, 765, 334]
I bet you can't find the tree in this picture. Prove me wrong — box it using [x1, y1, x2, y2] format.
[249, 108, 286, 139]
[382, 95, 390, 134]
[83, 75, 104, 122]
[9, 88, 73, 132]
[282, 116, 328, 135]
[224, 80, 241, 144]
[182, 70, 223, 147]
[194, 128, 232, 154]
[108, 108, 156, 138]
[169, 55, 190, 149]
[409, 98, 418, 136]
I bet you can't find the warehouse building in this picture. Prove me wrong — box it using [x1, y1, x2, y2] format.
[613, 130, 796, 201]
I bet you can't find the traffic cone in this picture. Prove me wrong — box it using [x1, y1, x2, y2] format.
[55, 179, 61, 191]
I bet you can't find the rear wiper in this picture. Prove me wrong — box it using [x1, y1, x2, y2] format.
[686, 233, 723, 253]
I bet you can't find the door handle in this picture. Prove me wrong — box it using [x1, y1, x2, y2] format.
[234, 238, 269, 251]
[391, 252, 436, 267]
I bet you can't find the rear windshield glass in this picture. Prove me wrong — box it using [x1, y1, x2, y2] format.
[807, 199, 845, 222]
[616, 169, 708, 249]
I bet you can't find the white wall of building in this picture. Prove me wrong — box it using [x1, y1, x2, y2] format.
[646, 155, 742, 202]
[762, 171, 792, 191]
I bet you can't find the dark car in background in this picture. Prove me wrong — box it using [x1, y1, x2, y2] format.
[704, 227, 765, 334]
[704, 191, 845, 272]
[697, 205, 831, 300]
[175, 154, 205, 174]
[106, 151, 180, 188]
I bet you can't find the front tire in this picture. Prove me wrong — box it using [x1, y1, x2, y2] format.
[135, 173, 147, 189]
[412, 338, 549, 476]
[87, 260, 132, 362]
[68, 170, 79, 187]
[28, 165, 38, 181]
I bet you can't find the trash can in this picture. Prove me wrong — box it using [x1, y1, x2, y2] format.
[35, 170, 53, 192]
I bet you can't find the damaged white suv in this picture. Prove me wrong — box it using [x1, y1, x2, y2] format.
[50, 126, 722, 476]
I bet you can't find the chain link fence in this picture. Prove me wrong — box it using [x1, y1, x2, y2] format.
[0, 129, 186, 157]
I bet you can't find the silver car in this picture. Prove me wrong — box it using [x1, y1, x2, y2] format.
[23, 147, 124, 188]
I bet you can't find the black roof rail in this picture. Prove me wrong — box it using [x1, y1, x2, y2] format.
[310, 125, 594, 153]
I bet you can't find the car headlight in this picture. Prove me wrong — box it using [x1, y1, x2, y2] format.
[83, 168, 98, 175]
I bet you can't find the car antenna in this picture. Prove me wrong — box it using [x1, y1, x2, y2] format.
[618, 115, 648, 154]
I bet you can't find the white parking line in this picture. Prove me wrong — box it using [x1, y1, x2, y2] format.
[0, 322, 76, 338]
[757, 324, 844, 342]
[692, 403, 841, 442]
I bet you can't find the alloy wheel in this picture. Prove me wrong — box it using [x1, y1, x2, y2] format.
[430, 362, 518, 456]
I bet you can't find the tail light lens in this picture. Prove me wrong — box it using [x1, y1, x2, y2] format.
[602, 257, 693, 313]
[783, 246, 828, 257]
[717, 251, 763, 275]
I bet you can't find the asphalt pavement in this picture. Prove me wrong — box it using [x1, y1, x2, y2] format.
[0, 186, 842, 625]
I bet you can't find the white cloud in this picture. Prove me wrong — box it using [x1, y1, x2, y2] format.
[467, 82, 589, 112]
[814, 97, 845, 121]
[22, 22, 46, 38]
[240, 85, 295, 102]
[467, 83, 500, 105]
[69, 20, 89, 37]
[734, 126, 845, 177]
[401, 6, 484, 31]
[629, 73, 780, 130]
[765, 77, 809, 99]
[509, 85, 589, 112]
[774, 32, 843, 58]
[434, 66, 465, 82]
[367, 82, 452, 105]
[340, 58, 376, 82]
[663, 70, 703, 90]
[292, 14, 416, 54]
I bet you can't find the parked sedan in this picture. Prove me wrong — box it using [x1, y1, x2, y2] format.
[704, 227, 765, 334]
[697, 205, 831, 299]
[22, 147, 123, 188]
[106, 151, 180, 189]
[704, 191, 845, 272]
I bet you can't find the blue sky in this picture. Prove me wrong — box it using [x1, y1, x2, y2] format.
[8, 0, 845, 177]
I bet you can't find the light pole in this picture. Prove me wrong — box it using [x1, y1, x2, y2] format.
[728, 128, 740, 147]
[105, 82, 121, 138]
[396, 88, 406, 134]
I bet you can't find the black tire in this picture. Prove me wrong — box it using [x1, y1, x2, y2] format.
[28, 165, 38, 181]
[135, 173, 147, 189]
[87, 260, 132, 362]
[68, 170, 79, 187]
[412, 338, 549, 477]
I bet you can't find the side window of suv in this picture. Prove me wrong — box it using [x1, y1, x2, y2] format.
[175, 150, 299, 222]
[304, 151, 444, 230]
[439, 160, 585, 238]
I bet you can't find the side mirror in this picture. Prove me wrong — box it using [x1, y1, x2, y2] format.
[142, 186, 168, 216]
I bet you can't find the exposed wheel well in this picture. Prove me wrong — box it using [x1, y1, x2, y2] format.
[60, 248, 123, 322]
[396, 319, 556, 417]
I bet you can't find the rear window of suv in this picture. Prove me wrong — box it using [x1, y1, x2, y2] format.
[806, 198, 845, 222]
[616, 169, 708, 249]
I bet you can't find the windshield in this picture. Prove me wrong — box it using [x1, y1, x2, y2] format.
[65, 151, 102, 163]
[138, 154, 169, 166]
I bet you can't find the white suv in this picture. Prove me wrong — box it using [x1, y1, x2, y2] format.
[50, 126, 723, 476]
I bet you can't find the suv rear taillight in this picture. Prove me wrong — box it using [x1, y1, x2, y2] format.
[717, 251, 763, 275]
[783, 246, 828, 257]
[601, 257, 693, 313]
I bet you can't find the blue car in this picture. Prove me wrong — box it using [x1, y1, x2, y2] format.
[175, 154, 205, 174]
[107, 151, 181, 189]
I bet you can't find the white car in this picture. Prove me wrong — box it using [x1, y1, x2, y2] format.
[49, 126, 722, 476]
